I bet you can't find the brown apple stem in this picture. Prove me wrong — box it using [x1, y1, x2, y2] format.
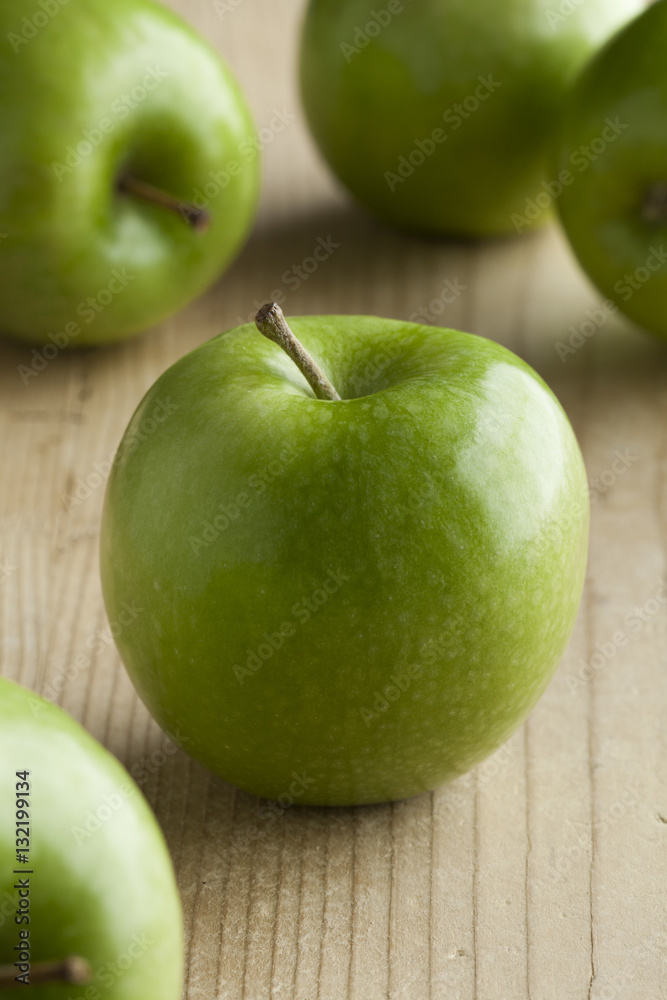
[255, 303, 341, 402]
[0, 956, 91, 988]
[642, 182, 667, 224]
[118, 174, 211, 233]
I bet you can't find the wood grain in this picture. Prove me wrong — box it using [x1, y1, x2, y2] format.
[1, 1, 667, 997]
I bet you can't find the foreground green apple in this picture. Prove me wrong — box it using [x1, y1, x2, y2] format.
[555, 2, 667, 339]
[0, 0, 259, 348]
[101, 307, 589, 806]
[299, 0, 641, 237]
[0, 677, 182, 997]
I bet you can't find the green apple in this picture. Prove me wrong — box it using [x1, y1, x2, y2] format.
[100, 306, 589, 806]
[0, 0, 259, 348]
[0, 677, 183, 997]
[299, 0, 641, 237]
[555, 2, 667, 339]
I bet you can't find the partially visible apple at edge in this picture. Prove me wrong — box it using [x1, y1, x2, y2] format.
[0, 0, 260, 348]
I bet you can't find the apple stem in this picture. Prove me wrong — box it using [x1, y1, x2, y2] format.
[118, 174, 211, 233]
[255, 303, 341, 401]
[0, 956, 91, 989]
[642, 182, 667, 224]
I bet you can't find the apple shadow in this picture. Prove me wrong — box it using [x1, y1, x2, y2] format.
[4, 197, 666, 406]
[213, 198, 530, 330]
[215, 200, 667, 391]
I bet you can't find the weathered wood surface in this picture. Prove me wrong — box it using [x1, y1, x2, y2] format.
[1, 1, 666, 997]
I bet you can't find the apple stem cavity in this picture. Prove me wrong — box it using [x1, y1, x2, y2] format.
[0, 956, 92, 988]
[118, 174, 211, 233]
[642, 182, 667, 224]
[255, 303, 341, 401]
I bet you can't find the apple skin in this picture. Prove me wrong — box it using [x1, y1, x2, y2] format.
[555, 2, 667, 339]
[299, 0, 641, 237]
[0, 677, 183, 998]
[100, 317, 589, 806]
[0, 0, 259, 347]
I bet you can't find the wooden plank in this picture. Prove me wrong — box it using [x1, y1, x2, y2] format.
[1, 2, 666, 998]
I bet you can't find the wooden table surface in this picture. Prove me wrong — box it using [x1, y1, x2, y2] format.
[2, 2, 667, 997]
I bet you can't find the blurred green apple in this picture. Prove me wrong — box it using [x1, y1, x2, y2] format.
[100, 306, 589, 806]
[0, 677, 183, 997]
[299, 0, 641, 237]
[0, 0, 259, 348]
[555, 2, 667, 339]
